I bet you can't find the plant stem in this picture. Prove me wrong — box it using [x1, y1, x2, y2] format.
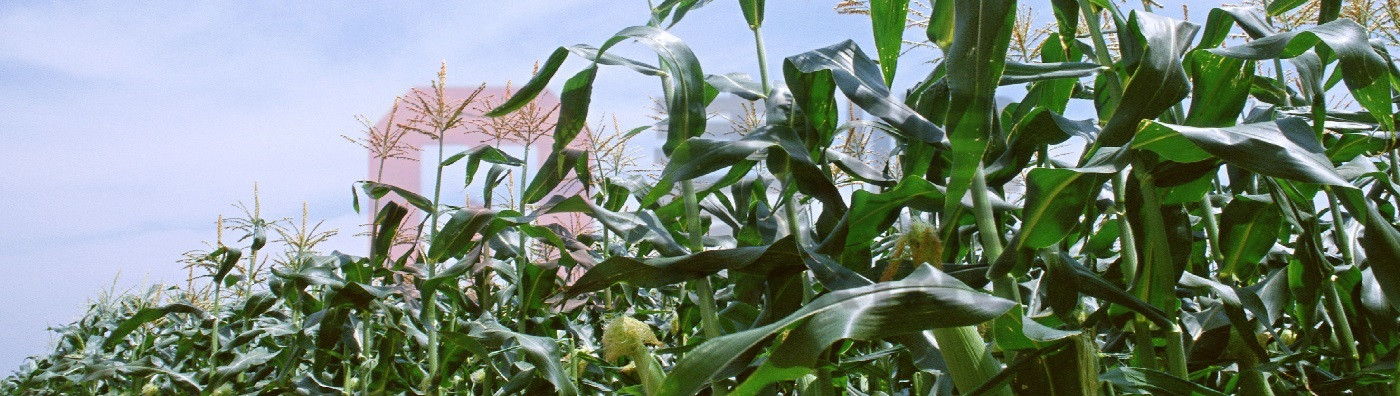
[973, 165, 1020, 364]
[1164, 325, 1188, 378]
[682, 179, 725, 395]
[970, 166, 1003, 261]
[1133, 171, 1180, 375]
[682, 180, 721, 340]
[931, 326, 1011, 396]
[517, 143, 532, 331]
[1200, 194, 1224, 270]
[1323, 279, 1362, 372]
[926, 165, 1011, 395]
[751, 27, 772, 96]
[1112, 170, 1140, 283]
[422, 131, 447, 394]
[1078, 0, 1122, 105]
[1325, 187, 1355, 266]
[210, 282, 220, 368]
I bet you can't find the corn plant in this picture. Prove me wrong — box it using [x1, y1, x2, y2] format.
[8, 0, 1400, 395]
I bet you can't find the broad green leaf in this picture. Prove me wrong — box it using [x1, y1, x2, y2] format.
[1208, 19, 1394, 131]
[1184, 51, 1254, 128]
[1217, 195, 1282, 282]
[926, 0, 954, 51]
[1131, 122, 1213, 163]
[1102, 367, 1227, 396]
[360, 181, 434, 212]
[662, 264, 1015, 396]
[426, 208, 497, 263]
[565, 236, 798, 297]
[999, 61, 1104, 85]
[705, 72, 765, 100]
[869, 0, 909, 86]
[1014, 168, 1101, 250]
[371, 201, 408, 264]
[103, 303, 207, 349]
[785, 40, 947, 149]
[780, 59, 839, 157]
[837, 176, 944, 268]
[468, 320, 579, 396]
[535, 194, 689, 257]
[552, 66, 597, 153]
[484, 47, 570, 117]
[1007, 335, 1099, 396]
[942, 0, 1015, 218]
[1266, 0, 1308, 16]
[522, 148, 589, 204]
[1094, 12, 1198, 148]
[1139, 118, 1349, 187]
[738, 0, 763, 29]
[1017, 33, 1079, 115]
[598, 26, 707, 156]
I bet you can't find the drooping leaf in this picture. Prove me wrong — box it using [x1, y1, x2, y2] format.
[661, 264, 1015, 396]
[359, 181, 435, 212]
[1335, 189, 1400, 312]
[371, 201, 408, 264]
[1050, 251, 1174, 328]
[1102, 367, 1228, 396]
[999, 61, 1104, 85]
[103, 303, 208, 349]
[563, 45, 665, 77]
[468, 320, 579, 396]
[565, 236, 798, 297]
[652, 0, 715, 28]
[534, 195, 689, 257]
[986, 108, 1100, 185]
[1092, 12, 1198, 149]
[785, 40, 948, 149]
[1208, 19, 1394, 131]
[441, 145, 524, 188]
[210, 245, 243, 286]
[705, 72, 765, 100]
[598, 26, 707, 156]
[1137, 118, 1349, 187]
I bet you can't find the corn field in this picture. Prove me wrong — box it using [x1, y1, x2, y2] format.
[7, 0, 1400, 394]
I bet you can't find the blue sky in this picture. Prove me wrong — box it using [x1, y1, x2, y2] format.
[0, 0, 901, 370]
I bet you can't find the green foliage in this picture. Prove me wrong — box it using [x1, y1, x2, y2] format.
[10, 1, 1400, 395]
